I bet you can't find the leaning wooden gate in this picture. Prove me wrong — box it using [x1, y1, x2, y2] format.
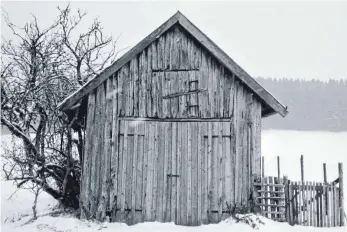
[285, 180, 343, 227]
[253, 171, 345, 227]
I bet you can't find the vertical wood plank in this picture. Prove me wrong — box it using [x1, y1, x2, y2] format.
[197, 122, 202, 224]
[284, 176, 289, 224]
[335, 186, 339, 226]
[327, 183, 331, 227]
[308, 182, 314, 226]
[207, 122, 212, 223]
[288, 181, 294, 225]
[202, 122, 209, 223]
[146, 48, 152, 117]
[110, 74, 119, 220]
[187, 35, 192, 69]
[136, 125, 144, 223]
[141, 122, 147, 221]
[97, 78, 113, 221]
[131, 123, 138, 224]
[171, 72, 179, 118]
[170, 122, 177, 223]
[93, 84, 106, 216]
[163, 122, 169, 222]
[151, 42, 157, 71]
[212, 122, 218, 223]
[212, 61, 217, 117]
[304, 181, 308, 226]
[157, 71, 163, 118]
[219, 67, 224, 117]
[116, 124, 124, 222]
[125, 122, 134, 224]
[191, 122, 198, 225]
[81, 91, 96, 217]
[171, 26, 180, 70]
[217, 122, 223, 221]
[164, 30, 171, 70]
[200, 52, 208, 118]
[163, 72, 170, 118]
[157, 35, 164, 70]
[152, 122, 159, 221]
[124, 64, 131, 116]
[322, 183, 326, 227]
[145, 121, 153, 221]
[117, 69, 124, 116]
[314, 182, 318, 227]
[224, 122, 232, 214]
[152, 72, 158, 117]
[269, 177, 274, 219]
[298, 181, 302, 224]
[138, 52, 144, 117]
[176, 122, 182, 225]
[207, 57, 213, 117]
[187, 122, 192, 225]
[181, 122, 188, 225]
[233, 83, 240, 208]
[180, 27, 188, 70]
[120, 120, 128, 221]
[156, 122, 164, 222]
[89, 87, 99, 215]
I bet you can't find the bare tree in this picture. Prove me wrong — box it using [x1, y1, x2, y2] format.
[1, 5, 120, 214]
[57, 5, 119, 86]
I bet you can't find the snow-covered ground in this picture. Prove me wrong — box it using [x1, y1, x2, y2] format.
[1, 130, 346, 231]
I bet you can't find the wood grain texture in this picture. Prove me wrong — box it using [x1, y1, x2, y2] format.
[59, 12, 287, 119]
[80, 91, 96, 218]
[76, 14, 271, 225]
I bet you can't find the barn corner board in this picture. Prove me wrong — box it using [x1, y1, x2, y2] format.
[58, 11, 288, 226]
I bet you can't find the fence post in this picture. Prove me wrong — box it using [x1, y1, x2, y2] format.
[323, 163, 327, 184]
[284, 175, 289, 223]
[262, 156, 265, 178]
[277, 156, 281, 180]
[288, 180, 294, 225]
[323, 163, 328, 226]
[338, 163, 344, 226]
[301, 155, 304, 183]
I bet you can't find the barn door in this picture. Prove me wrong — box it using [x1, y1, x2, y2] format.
[164, 121, 195, 225]
[114, 119, 233, 226]
[115, 119, 177, 224]
[114, 120, 145, 224]
[202, 121, 232, 223]
[168, 121, 232, 226]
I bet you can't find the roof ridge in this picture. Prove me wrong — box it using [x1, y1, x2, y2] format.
[58, 11, 288, 117]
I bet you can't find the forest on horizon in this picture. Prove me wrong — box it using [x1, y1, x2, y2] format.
[1, 78, 346, 134]
[258, 77, 347, 132]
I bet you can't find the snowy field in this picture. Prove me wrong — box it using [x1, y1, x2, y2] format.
[1, 130, 347, 231]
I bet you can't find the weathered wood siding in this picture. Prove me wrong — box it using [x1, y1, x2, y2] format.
[80, 25, 262, 225]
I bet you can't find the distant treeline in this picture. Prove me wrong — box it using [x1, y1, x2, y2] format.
[2, 78, 346, 134]
[256, 77, 347, 131]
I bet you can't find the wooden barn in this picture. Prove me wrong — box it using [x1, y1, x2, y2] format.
[58, 12, 288, 225]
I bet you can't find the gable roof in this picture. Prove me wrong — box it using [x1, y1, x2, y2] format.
[58, 11, 288, 117]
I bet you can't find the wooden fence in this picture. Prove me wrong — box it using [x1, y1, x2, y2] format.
[286, 180, 342, 227]
[253, 176, 286, 222]
[253, 158, 345, 227]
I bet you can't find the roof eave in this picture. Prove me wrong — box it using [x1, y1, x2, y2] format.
[58, 11, 288, 118]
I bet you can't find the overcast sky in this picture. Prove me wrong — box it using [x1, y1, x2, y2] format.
[2, 0, 347, 81]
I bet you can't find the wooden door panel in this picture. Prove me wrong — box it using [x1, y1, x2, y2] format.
[115, 119, 232, 225]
